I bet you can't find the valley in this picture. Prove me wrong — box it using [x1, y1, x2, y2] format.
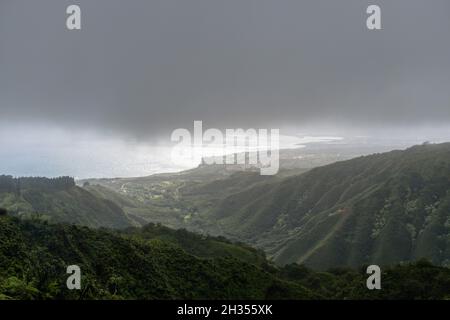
[2, 141, 450, 299]
[77, 142, 450, 269]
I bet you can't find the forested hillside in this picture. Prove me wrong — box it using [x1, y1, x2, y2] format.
[209, 143, 450, 269]
[0, 176, 134, 229]
[2, 215, 450, 300]
[3, 142, 450, 300]
[0, 215, 314, 300]
[79, 143, 450, 270]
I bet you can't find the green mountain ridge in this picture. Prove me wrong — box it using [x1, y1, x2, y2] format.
[2, 215, 450, 300]
[209, 143, 450, 269]
[0, 176, 135, 229]
[0, 215, 315, 300]
[75, 143, 450, 270]
[81, 165, 293, 232]
[4, 143, 450, 272]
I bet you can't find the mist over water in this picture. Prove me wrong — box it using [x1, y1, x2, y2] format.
[1, 1, 449, 178]
[3, 123, 450, 179]
[1, 126, 346, 178]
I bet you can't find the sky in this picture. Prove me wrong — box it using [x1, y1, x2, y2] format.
[1, 0, 450, 177]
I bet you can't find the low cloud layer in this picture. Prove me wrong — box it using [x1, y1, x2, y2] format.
[1, 0, 450, 140]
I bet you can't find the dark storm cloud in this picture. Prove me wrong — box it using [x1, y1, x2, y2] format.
[1, 0, 449, 139]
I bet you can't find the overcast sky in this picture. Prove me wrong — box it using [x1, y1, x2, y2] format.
[1, 1, 450, 177]
[1, 0, 449, 140]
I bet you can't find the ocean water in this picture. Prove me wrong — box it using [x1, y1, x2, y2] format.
[0, 127, 342, 179]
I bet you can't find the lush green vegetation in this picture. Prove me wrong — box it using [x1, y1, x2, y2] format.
[121, 223, 269, 267]
[78, 144, 389, 234]
[0, 215, 315, 300]
[0, 176, 135, 229]
[80, 143, 450, 271]
[81, 165, 284, 232]
[203, 143, 450, 269]
[2, 143, 450, 299]
[279, 259, 450, 300]
[1, 215, 450, 300]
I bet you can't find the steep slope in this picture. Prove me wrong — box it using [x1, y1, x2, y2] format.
[78, 141, 395, 233]
[2, 215, 450, 300]
[121, 223, 269, 267]
[0, 216, 315, 300]
[76, 142, 402, 234]
[278, 260, 450, 300]
[0, 176, 134, 229]
[210, 143, 450, 269]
